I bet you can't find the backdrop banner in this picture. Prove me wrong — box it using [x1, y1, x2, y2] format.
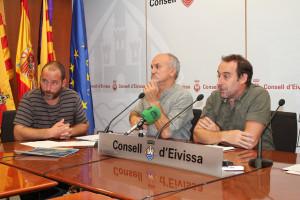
[85, 0, 300, 152]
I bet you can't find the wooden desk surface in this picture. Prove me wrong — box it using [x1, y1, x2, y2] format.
[0, 142, 109, 175]
[0, 163, 57, 198]
[1, 141, 300, 199]
[46, 149, 300, 200]
[49, 191, 114, 200]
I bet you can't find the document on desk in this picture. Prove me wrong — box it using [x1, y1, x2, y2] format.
[21, 140, 96, 148]
[206, 144, 235, 151]
[75, 134, 98, 142]
[282, 164, 300, 176]
[15, 147, 78, 157]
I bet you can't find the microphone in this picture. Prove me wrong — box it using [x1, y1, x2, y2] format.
[102, 93, 145, 133]
[155, 94, 204, 139]
[249, 99, 285, 169]
[125, 106, 161, 135]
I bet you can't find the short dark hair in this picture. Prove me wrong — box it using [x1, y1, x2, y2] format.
[222, 54, 253, 86]
[41, 61, 66, 81]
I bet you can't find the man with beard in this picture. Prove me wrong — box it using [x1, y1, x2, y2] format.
[193, 54, 275, 150]
[14, 61, 89, 141]
[129, 53, 193, 140]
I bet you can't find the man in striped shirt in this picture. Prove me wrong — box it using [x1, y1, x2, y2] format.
[14, 61, 89, 141]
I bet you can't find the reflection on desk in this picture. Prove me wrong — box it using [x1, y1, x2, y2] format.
[50, 191, 114, 200]
[1, 141, 300, 199]
[222, 167, 271, 199]
[0, 163, 57, 198]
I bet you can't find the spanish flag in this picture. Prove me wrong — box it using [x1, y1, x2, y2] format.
[0, 12, 15, 139]
[15, 0, 36, 100]
[37, 0, 55, 86]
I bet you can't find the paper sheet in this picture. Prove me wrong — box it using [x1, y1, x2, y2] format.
[285, 170, 300, 176]
[282, 164, 300, 176]
[21, 140, 96, 148]
[282, 164, 300, 172]
[206, 144, 235, 151]
[75, 134, 98, 141]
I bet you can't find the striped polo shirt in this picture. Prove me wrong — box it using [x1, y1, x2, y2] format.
[14, 87, 88, 129]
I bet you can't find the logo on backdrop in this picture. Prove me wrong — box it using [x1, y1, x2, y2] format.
[252, 78, 294, 90]
[194, 80, 201, 92]
[182, 0, 194, 7]
[112, 80, 118, 91]
[253, 78, 260, 86]
[145, 140, 156, 160]
[149, 0, 194, 7]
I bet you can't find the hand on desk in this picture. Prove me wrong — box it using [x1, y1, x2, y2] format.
[195, 117, 255, 149]
[221, 130, 255, 149]
[51, 119, 72, 140]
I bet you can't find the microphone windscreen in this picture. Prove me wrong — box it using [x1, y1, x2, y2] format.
[138, 93, 145, 99]
[279, 99, 285, 106]
[141, 106, 161, 123]
[196, 94, 204, 101]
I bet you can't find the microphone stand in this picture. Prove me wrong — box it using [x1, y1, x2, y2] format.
[155, 94, 204, 139]
[95, 93, 144, 148]
[124, 118, 146, 136]
[249, 99, 285, 169]
[103, 93, 144, 133]
[249, 133, 273, 169]
[138, 126, 144, 137]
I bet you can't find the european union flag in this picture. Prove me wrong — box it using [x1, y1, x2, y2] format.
[69, 0, 95, 134]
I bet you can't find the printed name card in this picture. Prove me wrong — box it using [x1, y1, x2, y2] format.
[98, 133, 223, 177]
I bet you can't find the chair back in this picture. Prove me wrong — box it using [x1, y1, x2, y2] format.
[1, 110, 16, 143]
[271, 111, 298, 153]
[190, 109, 202, 140]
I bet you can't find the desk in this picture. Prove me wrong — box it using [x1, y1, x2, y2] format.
[0, 142, 109, 175]
[49, 191, 114, 200]
[46, 149, 300, 199]
[0, 163, 57, 198]
[1, 141, 300, 199]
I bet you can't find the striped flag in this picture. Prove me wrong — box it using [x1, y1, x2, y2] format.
[0, 12, 13, 80]
[70, 0, 95, 134]
[15, 0, 36, 100]
[37, 0, 56, 86]
[0, 11, 15, 139]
